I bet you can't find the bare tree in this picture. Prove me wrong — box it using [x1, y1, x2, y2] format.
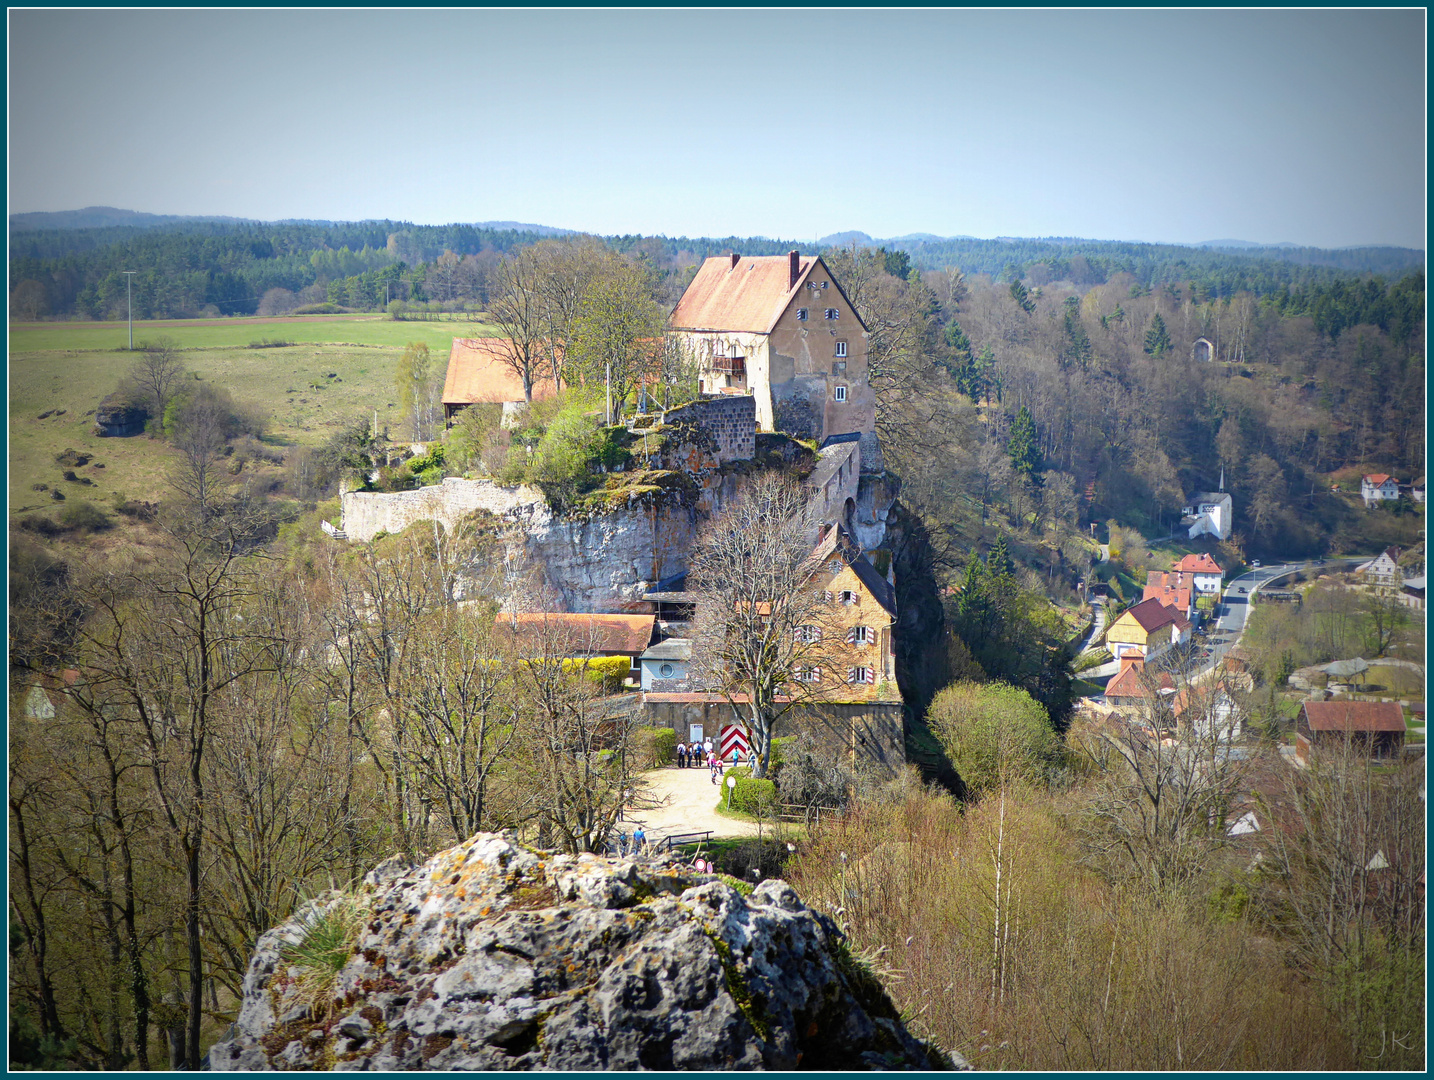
[687, 475, 842, 779]
[487, 248, 552, 403]
[505, 613, 643, 854]
[128, 337, 185, 420]
[1255, 739, 1424, 1066]
[1070, 667, 1250, 895]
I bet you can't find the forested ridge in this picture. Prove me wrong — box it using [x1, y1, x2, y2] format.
[9, 215, 1424, 321]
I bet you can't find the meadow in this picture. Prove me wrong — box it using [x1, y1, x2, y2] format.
[8, 314, 499, 515]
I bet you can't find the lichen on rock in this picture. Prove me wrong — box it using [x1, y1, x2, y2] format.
[209, 833, 964, 1071]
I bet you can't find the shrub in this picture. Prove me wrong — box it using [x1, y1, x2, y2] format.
[59, 501, 113, 534]
[928, 679, 1059, 798]
[631, 726, 677, 769]
[559, 654, 632, 692]
[732, 775, 778, 814]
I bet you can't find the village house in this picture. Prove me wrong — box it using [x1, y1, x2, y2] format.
[1103, 656, 1175, 711]
[1361, 472, 1401, 507]
[1141, 571, 1195, 619]
[1357, 545, 1404, 588]
[1411, 476, 1425, 504]
[1170, 681, 1243, 743]
[1294, 700, 1407, 765]
[1171, 552, 1224, 593]
[637, 637, 691, 692]
[1105, 596, 1190, 662]
[667, 252, 875, 446]
[1401, 575, 1425, 611]
[442, 337, 558, 427]
[1181, 491, 1233, 540]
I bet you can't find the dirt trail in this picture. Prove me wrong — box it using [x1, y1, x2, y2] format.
[621, 765, 757, 842]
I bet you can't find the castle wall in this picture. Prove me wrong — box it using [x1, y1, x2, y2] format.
[642, 698, 906, 775]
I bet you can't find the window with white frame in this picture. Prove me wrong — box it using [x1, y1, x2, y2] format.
[794, 666, 822, 683]
[838, 590, 858, 605]
[847, 666, 875, 685]
[796, 308, 808, 321]
[846, 625, 874, 646]
[835, 385, 847, 403]
[827, 559, 842, 573]
[793, 624, 823, 643]
[835, 341, 847, 357]
[825, 307, 840, 319]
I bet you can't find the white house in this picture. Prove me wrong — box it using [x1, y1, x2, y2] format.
[1172, 682, 1243, 743]
[1181, 491, 1232, 541]
[1171, 553, 1224, 594]
[1357, 546, 1404, 588]
[638, 637, 691, 691]
[1361, 473, 1400, 507]
[1411, 476, 1425, 504]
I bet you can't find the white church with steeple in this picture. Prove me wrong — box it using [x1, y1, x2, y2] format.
[1182, 467, 1233, 540]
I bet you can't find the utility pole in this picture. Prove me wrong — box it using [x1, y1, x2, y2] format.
[122, 271, 137, 349]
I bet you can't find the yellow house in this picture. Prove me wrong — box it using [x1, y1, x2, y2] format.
[1105, 597, 1185, 661]
[795, 526, 900, 704]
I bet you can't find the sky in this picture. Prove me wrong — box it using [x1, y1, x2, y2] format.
[7, 8, 1427, 249]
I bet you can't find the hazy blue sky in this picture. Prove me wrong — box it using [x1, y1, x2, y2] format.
[8, 8, 1426, 248]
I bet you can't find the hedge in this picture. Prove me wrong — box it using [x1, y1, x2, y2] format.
[559, 655, 633, 692]
[632, 726, 676, 769]
[717, 766, 778, 815]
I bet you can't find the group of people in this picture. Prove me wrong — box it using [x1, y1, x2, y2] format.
[675, 739, 758, 783]
[674, 738, 715, 769]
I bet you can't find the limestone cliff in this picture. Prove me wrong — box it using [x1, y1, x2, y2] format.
[209, 834, 964, 1071]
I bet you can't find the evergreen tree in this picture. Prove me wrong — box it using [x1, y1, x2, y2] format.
[987, 534, 1015, 578]
[1009, 279, 1036, 314]
[1143, 312, 1172, 356]
[1007, 405, 1042, 483]
[1062, 298, 1093, 369]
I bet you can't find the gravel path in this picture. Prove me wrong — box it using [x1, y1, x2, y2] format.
[622, 765, 758, 843]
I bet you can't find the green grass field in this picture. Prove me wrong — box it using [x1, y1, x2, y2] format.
[9, 314, 500, 517]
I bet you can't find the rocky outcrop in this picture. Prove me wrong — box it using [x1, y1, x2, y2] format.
[210, 834, 963, 1072]
[93, 392, 148, 437]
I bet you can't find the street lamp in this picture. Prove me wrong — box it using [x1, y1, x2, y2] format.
[122, 271, 137, 349]
[725, 773, 736, 809]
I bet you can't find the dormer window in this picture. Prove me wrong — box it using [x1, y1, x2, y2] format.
[797, 308, 808, 321]
[825, 308, 839, 320]
[835, 341, 847, 357]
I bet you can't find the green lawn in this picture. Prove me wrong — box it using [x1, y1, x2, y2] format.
[9, 314, 498, 353]
[8, 315, 499, 518]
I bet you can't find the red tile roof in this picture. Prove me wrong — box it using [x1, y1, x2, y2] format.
[443, 337, 559, 406]
[1121, 597, 1182, 632]
[495, 613, 654, 655]
[1143, 571, 1192, 611]
[1173, 553, 1222, 575]
[1299, 700, 1406, 733]
[1106, 662, 1175, 701]
[669, 255, 813, 334]
[1364, 473, 1393, 485]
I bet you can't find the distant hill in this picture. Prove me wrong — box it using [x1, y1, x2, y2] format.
[9, 206, 256, 231]
[817, 230, 873, 247]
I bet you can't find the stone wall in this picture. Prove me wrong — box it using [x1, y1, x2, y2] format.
[643, 698, 906, 775]
[655, 395, 756, 465]
[341, 477, 551, 543]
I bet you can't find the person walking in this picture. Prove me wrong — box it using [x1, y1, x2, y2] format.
[632, 825, 646, 853]
[704, 736, 714, 760]
[676, 742, 687, 769]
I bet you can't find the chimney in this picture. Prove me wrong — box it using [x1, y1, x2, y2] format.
[1118, 656, 1143, 675]
[730, 252, 740, 270]
[789, 250, 800, 289]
